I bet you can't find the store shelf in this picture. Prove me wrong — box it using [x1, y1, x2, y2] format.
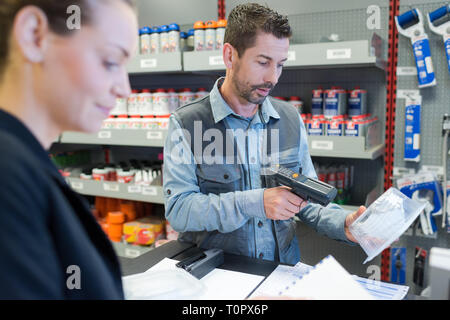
[182, 36, 386, 72]
[183, 50, 225, 71]
[308, 135, 384, 160]
[66, 178, 165, 204]
[127, 52, 183, 74]
[59, 129, 168, 147]
[284, 39, 386, 70]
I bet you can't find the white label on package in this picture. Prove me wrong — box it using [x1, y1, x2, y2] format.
[127, 185, 142, 193]
[103, 183, 119, 192]
[98, 131, 112, 139]
[140, 58, 157, 69]
[209, 56, 225, 66]
[147, 131, 163, 140]
[71, 181, 84, 190]
[142, 186, 158, 196]
[397, 90, 420, 100]
[311, 140, 334, 151]
[326, 48, 351, 60]
[287, 51, 296, 61]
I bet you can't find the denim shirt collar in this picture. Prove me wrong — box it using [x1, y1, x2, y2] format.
[209, 77, 280, 124]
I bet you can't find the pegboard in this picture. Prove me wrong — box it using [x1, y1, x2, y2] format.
[394, 1, 450, 175]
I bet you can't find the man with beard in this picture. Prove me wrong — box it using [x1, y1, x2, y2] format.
[163, 3, 365, 265]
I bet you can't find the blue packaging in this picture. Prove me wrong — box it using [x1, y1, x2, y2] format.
[411, 35, 436, 88]
[404, 97, 421, 162]
[445, 35, 450, 74]
[324, 88, 347, 118]
[311, 89, 324, 116]
[348, 89, 367, 117]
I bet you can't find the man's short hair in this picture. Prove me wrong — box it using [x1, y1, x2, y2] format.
[224, 3, 292, 57]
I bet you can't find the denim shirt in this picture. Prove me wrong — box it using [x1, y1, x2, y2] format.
[163, 78, 354, 264]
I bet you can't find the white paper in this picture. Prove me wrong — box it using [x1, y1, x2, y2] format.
[250, 262, 313, 298]
[279, 256, 375, 300]
[352, 276, 409, 300]
[123, 258, 264, 300]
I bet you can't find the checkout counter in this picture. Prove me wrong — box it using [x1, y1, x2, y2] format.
[118, 240, 424, 300]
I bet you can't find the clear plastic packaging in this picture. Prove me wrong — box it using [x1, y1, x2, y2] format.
[123, 269, 205, 300]
[349, 187, 426, 264]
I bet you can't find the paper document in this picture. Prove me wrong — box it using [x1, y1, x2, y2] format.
[249, 262, 313, 298]
[123, 258, 264, 300]
[352, 276, 409, 300]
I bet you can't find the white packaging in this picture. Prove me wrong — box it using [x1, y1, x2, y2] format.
[140, 27, 151, 55]
[111, 97, 127, 116]
[127, 90, 140, 117]
[205, 21, 216, 51]
[160, 25, 170, 53]
[194, 23, 205, 51]
[349, 187, 426, 264]
[167, 89, 179, 113]
[216, 27, 225, 50]
[168, 24, 180, 52]
[150, 27, 160, 54]
[195, 88, 209, 100]
[153, 89, 170, 116]
[138, 89, 153, 117]
[178, 89, 196, 107]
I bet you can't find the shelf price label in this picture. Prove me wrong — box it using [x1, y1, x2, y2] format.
[311, 140, 334, 151]
[209, 55, 225, 66]
[326, 48, 352, 60]
[287, 50, 296, 61]
[142, 186, 158, 196]
[103, 183, 119, 192]
[98, 131, 112, 139]
[146, 131, 163, 140]
[125, 248, 141, 258]
[127, 185, 142, 193]
[140, 58, 157, 69]
[71, 181, 84, 190]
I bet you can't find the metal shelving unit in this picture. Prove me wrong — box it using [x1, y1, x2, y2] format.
[66, 178, 165, 204]
[183, 37, 386, 72]
[60, 129, 168, 148]
[308, 136, 384, 160]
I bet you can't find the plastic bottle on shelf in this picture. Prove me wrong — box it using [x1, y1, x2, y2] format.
[194, 21, 205, 51]
[168, 23, 180, 52]
[107, 211, 125, 242]
[111, 97, 127, 117]
[288, 96, 303, 114]
[167, 88, 179, 113]
[139, 89, 153, 118]
[195, 88, 209, 100]
[153, 88, 170, 117]
[160, 25, 170, 53]
[179, 32, 187, 52]
[178, 88, 196, 107]
[204, 20, 217, 51]
[127, 89, 140, 118]
[150, 26, 161, 54]
[186, 29, 195, 51]
[140, 26, 151, 55]
[215, 19, 227, 50]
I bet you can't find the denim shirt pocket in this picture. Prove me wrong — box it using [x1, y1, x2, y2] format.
[197, 164, 242, 195]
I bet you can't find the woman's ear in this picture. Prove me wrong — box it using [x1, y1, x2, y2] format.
[12, 6, 49, 64]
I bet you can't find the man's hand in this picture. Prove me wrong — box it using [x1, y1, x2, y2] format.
[344, 205, 366, 243]
[263, 186, 308, 220]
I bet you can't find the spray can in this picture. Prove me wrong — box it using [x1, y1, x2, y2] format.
[205, 20, 217, 51]
[187, 29, 195, 51]
[348, 88, 368, 117]
[179, 32, 188, 52]
[396, 9, 437, 88]
[324, 88, 347, 118]
[168, 23, 180, 52]
[150, 26, 161, 54]
[160, 25, 170, 53]
[194, 21, 206, 51]
[311, 89, 324, 116]
[216, 19, 227, 50]
[140, 27, 151, 55]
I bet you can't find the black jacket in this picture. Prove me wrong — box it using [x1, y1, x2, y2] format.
[0, 109, 124, 299]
